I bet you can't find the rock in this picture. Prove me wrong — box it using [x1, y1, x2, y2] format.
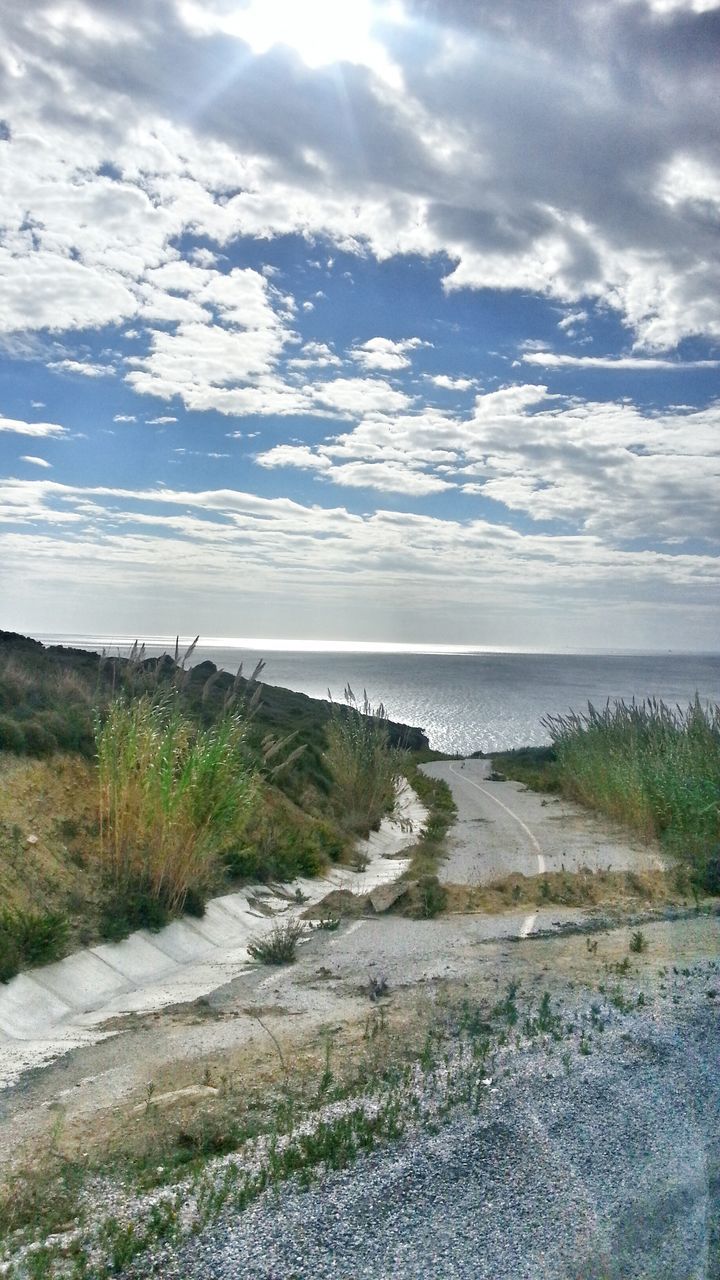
[367, 881, 409, 914]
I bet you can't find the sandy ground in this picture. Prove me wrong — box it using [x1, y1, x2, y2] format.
[423, 758, 665, 884]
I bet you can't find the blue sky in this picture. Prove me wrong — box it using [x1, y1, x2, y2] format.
[0, 0, 718, 649]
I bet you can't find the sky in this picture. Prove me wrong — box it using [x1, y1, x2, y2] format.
[0, 0, 718, 650]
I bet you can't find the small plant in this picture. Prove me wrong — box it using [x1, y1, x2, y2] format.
[368, 973, 388, 1001]
[415, 874, 448, 919]
[314, 912, 341, 931]
[629, 930, 649, 954]
[0, 908, 69, 982]
[247, 919, 305, 965]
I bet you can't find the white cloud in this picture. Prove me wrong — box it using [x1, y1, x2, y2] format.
[255, 384, 720, 543]
[522, 352, 720, 370]
[351, 337, 427, 372]
[0, 415, 66, 437]
[19, 455, 52, 468]
[428, 374, 476, 391]
[113, 414, 137, 422]
[1, 478, 716, 639]
[557, 311, 589, 332]
[146, 415, 178, 424]
[47, 358, 113, 378]
[308, 377, 412, 415]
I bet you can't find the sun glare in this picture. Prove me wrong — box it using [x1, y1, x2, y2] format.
[217, 0, 399, 73]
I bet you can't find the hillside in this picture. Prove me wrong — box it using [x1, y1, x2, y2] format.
[0, 630, 430, 980]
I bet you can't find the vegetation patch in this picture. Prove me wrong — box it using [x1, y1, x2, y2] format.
[493, 699, 720, 895]
[400, 762, 457, 884]
[324, 688, 400, 835]
[444, 867, 696, 916]
[247, 919, 306, 965]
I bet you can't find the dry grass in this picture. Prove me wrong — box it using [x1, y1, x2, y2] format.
[96, 695, 257, 912]
[324, 688, 399, 834]
[0, 753, 103, 919]
[444, 867, 694, 915]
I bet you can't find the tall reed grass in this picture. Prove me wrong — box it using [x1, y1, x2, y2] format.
[543, 697, 720, 889]
[95, 694, 256, 912]
[324, 687, 399, 833]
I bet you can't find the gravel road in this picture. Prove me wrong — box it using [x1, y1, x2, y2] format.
[158, 966, 720, 1280]
[423, 759, 665, 885]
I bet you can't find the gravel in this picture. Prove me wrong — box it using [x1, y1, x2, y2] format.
[154, 963, 720, 1280]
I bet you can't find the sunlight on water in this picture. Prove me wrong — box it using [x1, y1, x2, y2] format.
[36, 635, 720, 756]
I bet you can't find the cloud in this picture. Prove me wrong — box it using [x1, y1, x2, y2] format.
[113, 414, 137, 422]
[0, 0, 716, 353]
[0, 415, 66, 437]
[47, 358, 113, 378]
[1, 478, 716, 636]
[256, 383, 720, 543]
[522, 352, 720, 370]
[19, 456, 52, 468]
[146, 415, 178, 424]
[308, 377, 412, 416]
[428, 375, 476, 391]
[351, 337, 427, 372]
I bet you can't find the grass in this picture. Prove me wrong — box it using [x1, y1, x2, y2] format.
[0, 908, 69, 983]
[247, 919, 306, 964]
[400, 762, 457, 882]
[96, 693, 257, 914]
[324, 687, 400, 834]
[494, 698, 720, 894]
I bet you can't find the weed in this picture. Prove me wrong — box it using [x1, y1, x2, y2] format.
[368, 973, 389, 1001]
[95, 693, 256, 912]
[324, 687, 399, 834]
[540, 696, 720, 892]
[629, 930, 649, 954]
[0, 908, 69, 983]
[314, 912, 341, 931]
[414, 874, 448, 918]
[247, 919, 305, 964]
[492, 981, 520, 1027]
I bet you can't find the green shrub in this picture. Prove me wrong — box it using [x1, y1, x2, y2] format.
[0, 909, 69, 981]
[0, 715, 26, 753]
[247, 919, 305, 964]
[414, 874, 448, 919]
[542, 697, 720, 887]
[99, 883, 172, 941]
[325, 688, 399, 834]
[20, 718, 57, 757]
[95, 694, 257, 912]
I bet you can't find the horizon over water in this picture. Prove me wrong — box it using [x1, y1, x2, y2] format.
[35, 633, 720, 755]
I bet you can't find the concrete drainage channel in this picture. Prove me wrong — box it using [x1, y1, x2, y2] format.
[0, 781, 427, 1088]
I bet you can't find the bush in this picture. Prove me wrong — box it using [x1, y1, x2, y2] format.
[99, 883, 172, 941]
[247, 919, 305, 964]
[414, 874, 448, 919]
[324, 688, 399, 834]
[542, 697, 720, 885]
[19, 718, 57, 757]
[0, 715, 26, 753]
[0, 909, 69, 982]
[95, 694, 257, 912]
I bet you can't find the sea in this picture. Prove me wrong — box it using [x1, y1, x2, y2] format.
[35, 635, 720, 756]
